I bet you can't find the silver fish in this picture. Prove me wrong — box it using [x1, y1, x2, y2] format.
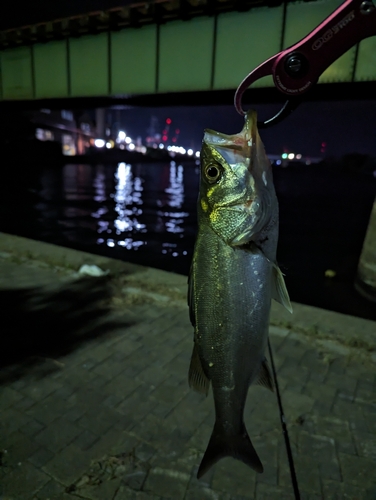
[188, 110, 292, 478]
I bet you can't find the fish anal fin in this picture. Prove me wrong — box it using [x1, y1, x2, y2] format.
[256, 358, 274, 392]
[272, 264, 293, 314]
[197, 422, 263, 479]
[188, 342, 210, 396]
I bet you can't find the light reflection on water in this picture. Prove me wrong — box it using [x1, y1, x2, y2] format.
[96, 162, 147, 250]
[56, 161, 196, 271]
[158, 163, 188, 238]
[0, 160, 198, 275]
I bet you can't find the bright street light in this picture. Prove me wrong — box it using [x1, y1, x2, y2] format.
[94, 139, 105, 148]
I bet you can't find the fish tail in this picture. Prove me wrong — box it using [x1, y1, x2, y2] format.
[197, 422, 263, 478]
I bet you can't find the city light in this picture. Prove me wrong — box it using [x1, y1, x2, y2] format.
[195, 151, 200, 158]
[125, 137, 132, 144]
[296, 153, 302, 159]
[118, 131, 126, 140]
[168, 145, 187, 155]
[187, 149, 193, 156]
[159, 143, 164, 149]
[94, 139, 105, 148]
[288, 153, 295, 160]
[128, 143, 135, 150]
[106, 142, 112, 149]
[166, 118, 172, 125]
[281, 153, 288, 159]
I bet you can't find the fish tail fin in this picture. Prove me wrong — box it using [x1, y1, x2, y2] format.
[197, 422, 263, 479]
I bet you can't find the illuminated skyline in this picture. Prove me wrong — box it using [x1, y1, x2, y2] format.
[113, 100, 376, 159]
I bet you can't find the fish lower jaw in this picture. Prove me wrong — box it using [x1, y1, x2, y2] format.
[228, 201, 260, 221]
[224, 198, 255, 211]
[229, 230, 256, 246]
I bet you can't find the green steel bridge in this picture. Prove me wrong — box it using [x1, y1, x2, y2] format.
[0, 0, 375, 105]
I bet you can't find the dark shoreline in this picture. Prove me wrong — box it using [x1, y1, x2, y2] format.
[6, 142, 194, 166]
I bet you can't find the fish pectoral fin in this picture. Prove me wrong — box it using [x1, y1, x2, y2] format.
[272, 264, 293, 314]
[256, 358, 274, 392]
[188, 342, 210, 396]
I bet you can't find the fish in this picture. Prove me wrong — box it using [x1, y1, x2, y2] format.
[188, 110, 292, 479]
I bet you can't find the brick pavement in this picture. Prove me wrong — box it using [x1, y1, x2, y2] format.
[0, 235, 375, 499]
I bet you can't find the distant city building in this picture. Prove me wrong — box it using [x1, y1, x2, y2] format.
[29, 109, 95, 155]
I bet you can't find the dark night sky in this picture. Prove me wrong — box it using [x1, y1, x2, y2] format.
[118, 100, 376, 158]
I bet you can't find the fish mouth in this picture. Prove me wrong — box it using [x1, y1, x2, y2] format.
[225, 198, 255, 214]
[219, 190, 253, 211]
[219, 202, 253, 215]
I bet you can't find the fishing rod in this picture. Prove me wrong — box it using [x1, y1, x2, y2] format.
[268, 338, 301, 500]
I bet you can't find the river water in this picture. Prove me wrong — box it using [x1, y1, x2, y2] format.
[1, 159, 375, 320]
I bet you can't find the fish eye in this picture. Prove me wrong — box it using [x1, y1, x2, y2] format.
[205, 164, 221, 183]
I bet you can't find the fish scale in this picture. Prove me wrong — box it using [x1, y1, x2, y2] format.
[188, 110, 292, 479]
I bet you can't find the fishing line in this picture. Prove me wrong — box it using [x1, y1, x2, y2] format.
[267, 338, 301, 500]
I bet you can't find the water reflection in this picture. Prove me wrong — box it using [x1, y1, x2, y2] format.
[94, 162, 146, 250]
[91, 166, 109, 235]
[91, 166, 108, 225]
[63, 164, 93, 201]
[59, 165, 97, 239]
[92, 166, 107, 203]
[36, 161, 195, 274]
[157, 162, 188, 257]
[165, 162, 184, 208]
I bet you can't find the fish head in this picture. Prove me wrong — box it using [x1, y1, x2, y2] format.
[198, 110, 277, 246]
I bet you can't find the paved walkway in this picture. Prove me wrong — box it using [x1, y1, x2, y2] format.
[0, 234, 375, 500]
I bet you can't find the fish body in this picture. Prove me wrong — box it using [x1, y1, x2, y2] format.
[188, 110, 291, 478]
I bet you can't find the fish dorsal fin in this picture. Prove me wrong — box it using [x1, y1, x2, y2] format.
[189, 342, 210, 396]
[272, 264, 293, 314]
[256, 358, 274, 392]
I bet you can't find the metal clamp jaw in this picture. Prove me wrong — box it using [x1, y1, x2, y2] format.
[234, 0, 376, 128]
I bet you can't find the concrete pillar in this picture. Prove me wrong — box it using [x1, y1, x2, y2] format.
[355, 195, 376, 302]
[95, 108, 105, 138]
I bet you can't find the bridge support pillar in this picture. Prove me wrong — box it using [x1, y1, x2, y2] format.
[95, 108, 106, 139]
[355, 195, 376, 302]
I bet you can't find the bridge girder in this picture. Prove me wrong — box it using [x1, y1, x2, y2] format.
[0, 0, 375, 102]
